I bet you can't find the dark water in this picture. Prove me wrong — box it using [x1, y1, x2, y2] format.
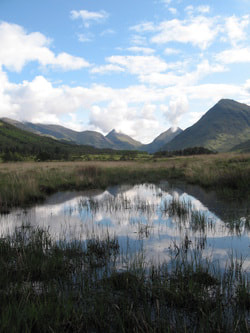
[0, 182, 249, 270]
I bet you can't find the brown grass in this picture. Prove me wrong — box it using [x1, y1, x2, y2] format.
[0, 153, 249, 211]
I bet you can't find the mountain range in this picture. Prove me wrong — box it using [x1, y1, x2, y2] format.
[2, 99, 250, 153]
[1, 118, 182, 152]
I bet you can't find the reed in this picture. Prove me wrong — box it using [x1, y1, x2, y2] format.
[0, 225, 248, 332]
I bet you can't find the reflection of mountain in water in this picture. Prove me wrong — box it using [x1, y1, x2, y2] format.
[106, 184, 134, 197]
[165, 181, 249, 223]
[44, 190, 105, 205]
[0, 182, 249, 270]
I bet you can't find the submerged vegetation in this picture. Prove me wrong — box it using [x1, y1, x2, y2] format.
[0, 153, 249, 212]
[0, 225, 248, 332]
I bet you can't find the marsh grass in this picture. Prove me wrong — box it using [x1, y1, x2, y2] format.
[0, 225, 249, 332]
[167, 198, 191, 218]
[0, 153, 249, 212]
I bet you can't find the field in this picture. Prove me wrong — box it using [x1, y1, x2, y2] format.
[0, 153, 249, 332]
[0, 153, 249, 212]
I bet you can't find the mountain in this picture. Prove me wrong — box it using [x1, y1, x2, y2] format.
[1, 118, 36, 133]
[0, 119, 104, 160]
[141, 127, 183, 153]
[162, 99, 250, 152]
[106, 129, 142, 150]
[230, 139, 250, 153]
[3, 98, 249, 153]
[0, 119, 182, 152]
[1, 119, 142, 150]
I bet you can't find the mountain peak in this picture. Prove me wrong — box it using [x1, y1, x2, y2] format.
[216, 99, 243, 107]
[106, 128, 142, 149]
[169, 126, 181, 133]
[163, 98, 250, 152]
[108, 129, 117, 135]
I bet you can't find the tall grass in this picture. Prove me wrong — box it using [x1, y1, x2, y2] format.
[0, 225, 249, 332]
[0, 153, 249, 212]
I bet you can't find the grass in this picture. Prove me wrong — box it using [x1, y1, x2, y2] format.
[0, 153, 249, 212]
[0, 225, 249, 332]
[0, 154, 249, 332]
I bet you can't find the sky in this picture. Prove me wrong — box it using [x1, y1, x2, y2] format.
[0, 0, 250, 143]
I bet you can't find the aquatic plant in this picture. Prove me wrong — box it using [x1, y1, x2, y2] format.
[0, 225, 248, 332]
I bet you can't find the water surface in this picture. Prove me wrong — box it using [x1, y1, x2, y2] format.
[0, 182, 249, 270]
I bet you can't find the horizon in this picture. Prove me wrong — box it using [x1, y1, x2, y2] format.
[0, 0, 250, 143]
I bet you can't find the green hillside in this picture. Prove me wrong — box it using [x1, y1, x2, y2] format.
[141, 127, 183, 153]
[106, 129, 142, 150]
[163, 99, 250, 152]
[76, 131, 115, 148]
[230, 139, 250, 153]
[25, 123, 117, 149]
[0, 120, 109, 161]
[2, 119, 142, 150]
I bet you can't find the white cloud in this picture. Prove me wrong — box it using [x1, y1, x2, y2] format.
[130, 22, 155, 33]
[77, 33, 93, 42]
[70, 9, 109, 27]
[130, 12, 250, 51]
[91, 64, 125, 74]
[89, 100, 163, 142]
[0, 75, 117, 124]
[139, 72, 181, 86]
[0, 69, 170, 141]
[164, 48, 181, 55]
[185, 6, 194, 15]
[90, 101, 129, 133]
[0, 22, 90, 72]
[185, 5, 210, 15]
[186, 83, 242, 101]
[216, 47, 250, 64]
[0, 69, 18, 117]
[188, 111, 203, 124]
[105, 55, 169, 75]
[139, 60, 225, 87]
[197, 6, 210, 14]
[169, 7, 178, 15]
[9, 76, 81, 120]
[244, 79, 250, 93]
[0, 66, 248, 142]
[161, 0, 172, 5]
[161, 95, 189, 126]
[224, 15, 250, 46]
[52, 53, 89, 70]
[100, 29, 115, 36]
[130, 34, 148, 46]
[151, 16, 219, 49]
[127, 46, 155, 54]
[141, 104, 156, 119]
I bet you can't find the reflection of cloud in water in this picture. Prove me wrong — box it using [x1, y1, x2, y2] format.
[0, 183, 249, 270]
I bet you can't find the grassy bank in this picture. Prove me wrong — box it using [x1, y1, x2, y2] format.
[0, 225, 249, 332]
[0, 153, 249, 212]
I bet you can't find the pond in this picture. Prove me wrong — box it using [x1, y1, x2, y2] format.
[0, 181, 249, 270]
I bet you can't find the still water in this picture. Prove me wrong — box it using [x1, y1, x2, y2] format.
[0, 182, 249, 270]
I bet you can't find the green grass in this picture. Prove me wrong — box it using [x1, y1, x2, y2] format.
[0, 225, 249, 332]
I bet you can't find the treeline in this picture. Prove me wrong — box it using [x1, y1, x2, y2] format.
[154, 146, 216, 157]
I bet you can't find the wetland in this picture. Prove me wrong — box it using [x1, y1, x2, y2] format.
[0, 155, 249, 332]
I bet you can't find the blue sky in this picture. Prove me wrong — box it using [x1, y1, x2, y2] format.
[0, 0, 250, 143]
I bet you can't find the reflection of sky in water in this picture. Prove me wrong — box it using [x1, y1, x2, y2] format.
[0, 183, 249, 270]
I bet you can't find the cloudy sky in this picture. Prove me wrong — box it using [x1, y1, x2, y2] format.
[0, 0, 250, 143]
